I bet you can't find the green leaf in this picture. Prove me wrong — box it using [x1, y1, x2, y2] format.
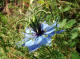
[71, 52, 80, 59]
[70, 28, 78, 39]
[71, 32, 78, 39]
[0, 47, 5, 56]
[38, 0, 44, 4]
[60, 19, 67, 28]
[70, 42, 76, 47]
[0, 56, 9, 59]
[63, 6, 71, 12]
[64, 19, 76, 28]
[0, 13, 8, 24]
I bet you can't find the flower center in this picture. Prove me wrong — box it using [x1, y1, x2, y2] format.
[36, 30, 44, 36]
[30, 22, 44, 36]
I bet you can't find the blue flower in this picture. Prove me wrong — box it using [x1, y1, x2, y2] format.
[17, 21, 64, 53]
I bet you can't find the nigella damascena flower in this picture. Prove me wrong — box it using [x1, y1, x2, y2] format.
[17, 21, 64, 53]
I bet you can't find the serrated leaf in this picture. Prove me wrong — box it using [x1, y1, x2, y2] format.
[60, 19, 67, 28]
[64, 19, 76, 28]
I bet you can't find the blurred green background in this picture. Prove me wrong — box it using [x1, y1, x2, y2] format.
[0, 0, 80, 59]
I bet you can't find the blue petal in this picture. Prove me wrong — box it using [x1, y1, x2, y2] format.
[35, 36, 52, 46]
[41, 21, 59, 32]
[43, 21, 64, 37]
[17, 33, 37, 48]
[45, 21, 59, 32]
[20, 27, 37, 44]
[24, 33, 37, 39]
[25, 27, 36, 34]
[46, 31, 56, 37]
[56, 30, 64, 34]
[41, 21, 50, 31]
[44, 29, 56, 35]
[44, 30, 64, 38]
[22, 35, 52, 52]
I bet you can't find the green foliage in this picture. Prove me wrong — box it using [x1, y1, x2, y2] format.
[0, 0, 80, 59]
[71, 51, 80, 59]
[0, 13, 8, 24]
[63, 6, 71, 12]
[64, 19, 76, 28]
[70, 28, 78, 39]
[59, 19, 67, 28]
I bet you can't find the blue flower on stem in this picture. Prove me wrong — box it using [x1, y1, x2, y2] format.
[17, 21, 64, 53]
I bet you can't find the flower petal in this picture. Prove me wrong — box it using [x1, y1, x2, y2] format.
[25, 27, 36, 34]
[41, 21, 50, 31]
[45, 30, 64, 37]
[41, 21, 59, 32]
[22, 35, 52, 52]
[56, 30, 64, 34]
[44, 29, 56, 35]
[22, 40, 40, 52]
[45, 21, 59, 32]
[46, 31, 56, 37]
[24, 33, 36, 39]
[44, 21, 64, 37]
[16, 33, 37, 48]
